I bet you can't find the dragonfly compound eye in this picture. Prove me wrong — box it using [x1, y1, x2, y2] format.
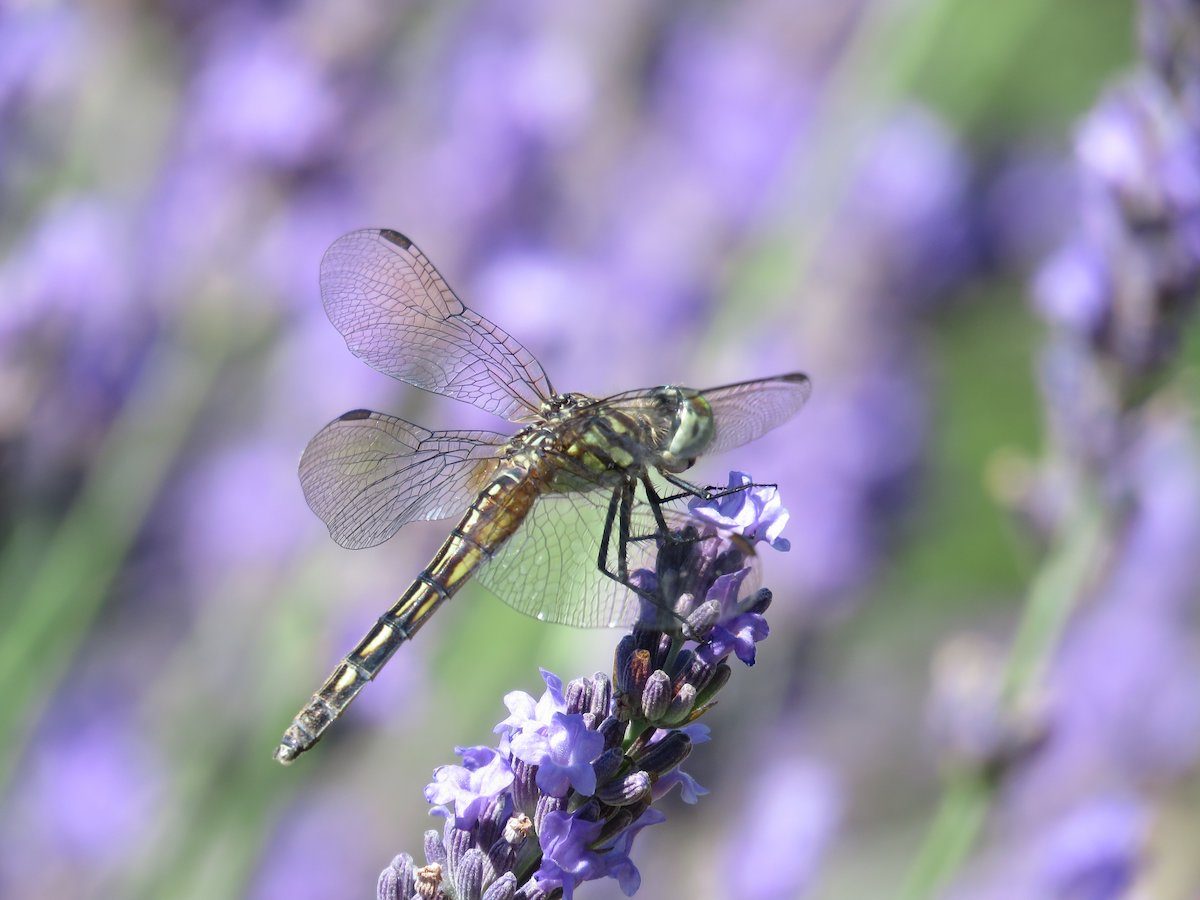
[660, 390, 714, 472]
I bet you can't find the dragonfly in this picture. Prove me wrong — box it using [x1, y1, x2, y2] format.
[274, 228, 810, 764]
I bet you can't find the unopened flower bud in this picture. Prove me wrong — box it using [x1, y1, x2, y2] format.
[641, 670, 671, 721]
[597, 770, 652, 806]
[636, 731, 692, 777]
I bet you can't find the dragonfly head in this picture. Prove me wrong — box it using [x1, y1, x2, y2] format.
[654, 386, 715, 473]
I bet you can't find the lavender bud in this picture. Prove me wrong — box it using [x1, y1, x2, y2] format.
[475, 794, 509, 852]
[595, 799, 651, 845]
[479, 853, 499, 894]
[454, 848, 485, 900]
[378, 854, 416, 900]
[534, 795, 565, 835]
[673, 590, 698, 620]
[683, 599, 721, 639]
[641, 670, 671, 721]
[613, 636, 636, 695]
[591, 746, 626, 783]
[573, 798, 603, 821]
[631, 624, 660, 653]
[565, 678, 590, 714]
[487, 839, 518, 883]
[694, 661, 732, 706]
[514, 883, 555, 900]
[423, 830, 447, 868]
[511, 758, 539, 815]
[590, 673, 612, 716]
[596, 770, 652, 806]
[628, 649, 652, 699]
[636, 731, 692, 777]
[415, 863, 444, 900]
[651, 632, 673, 671]
[582, 711, 599, 732]
[444, 822, 472, 873]
[662, 683, 697, 726]
[482, 873, 517, 900]
[598, 714, 626, 749]
[672, 648, 714, 693]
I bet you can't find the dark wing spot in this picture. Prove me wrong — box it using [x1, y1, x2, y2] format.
[378, 229, 413, 249]
[339, 408, 374, 421]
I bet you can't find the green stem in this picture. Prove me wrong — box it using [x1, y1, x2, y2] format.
[899, 769, 991, 900]
[0, 316, 232, 789]
[899, 496, 1106, 900]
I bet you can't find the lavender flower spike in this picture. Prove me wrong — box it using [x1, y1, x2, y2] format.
[378, 474, 792, 899]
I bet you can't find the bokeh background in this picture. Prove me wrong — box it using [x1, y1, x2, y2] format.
[3, 1, 1198, 898]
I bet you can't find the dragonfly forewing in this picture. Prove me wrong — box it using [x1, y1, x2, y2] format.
[320, 229, 554, 421]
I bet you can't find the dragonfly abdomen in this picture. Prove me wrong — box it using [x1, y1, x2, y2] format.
[275, 467, 541, 764]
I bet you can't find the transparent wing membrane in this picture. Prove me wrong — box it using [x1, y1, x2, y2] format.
[320, 229, 554, 421]
[475, 482, 760, 630]
[700, 372, 811, 455]
[299, 409, 506, 549]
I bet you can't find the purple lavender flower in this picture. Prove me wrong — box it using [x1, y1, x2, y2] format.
[494, 669, 567, 747]
[509, 713, 605, 798]
[931, 4, 1200, 895]
[699, 568, 769, 665]
[529, 812, 606, 899]
[593, 809, 666, 895]
[377, 472, 790, 899]
[688, 471, 791, 551]
[426, 746, 515, 830]
[1039, 797, 1147, 900]
[650, 767, 708, 806]
[1034, 26, 1200, 380]
[1009, 0, 1200, 803]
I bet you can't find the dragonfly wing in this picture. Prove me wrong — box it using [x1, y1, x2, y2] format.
[321, 229, 555, 422]
[300, 409, 506, 550]
[475, 482, 760, 630]
[700, 372, 811, 455]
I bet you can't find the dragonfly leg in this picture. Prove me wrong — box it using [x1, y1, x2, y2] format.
[596, 482, 665, 603]
[592, 480, 689, 629]
[640, 474, 672, 534]
[596, 483, 644, 591]
[656, 471, 777, 505]
[596, 483, 621, 575]
[638, 474, 698, 547]
[617, 477, 635, 582]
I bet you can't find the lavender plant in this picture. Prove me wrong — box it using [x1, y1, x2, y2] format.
[906, 0, 1200, 895]
[376, 475, 787, 900]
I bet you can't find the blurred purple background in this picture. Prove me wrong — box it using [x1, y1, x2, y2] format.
[3, 1, 1198, 898]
